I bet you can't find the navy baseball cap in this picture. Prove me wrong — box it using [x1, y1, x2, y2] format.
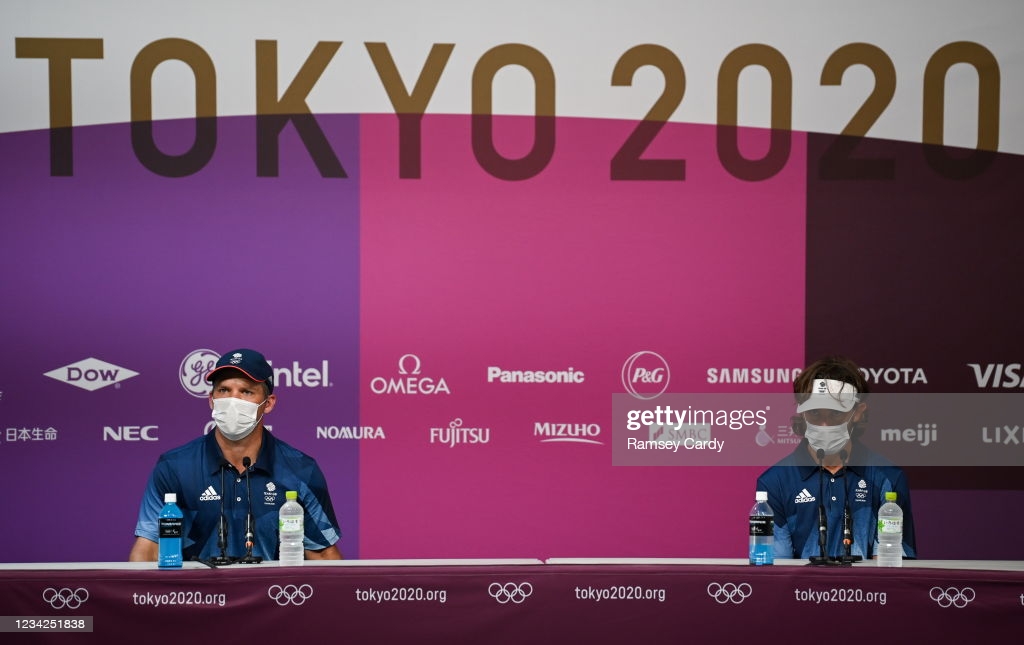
[205, 349, 274, 393]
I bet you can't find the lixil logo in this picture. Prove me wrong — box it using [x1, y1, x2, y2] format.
[44, 358, 139, 391]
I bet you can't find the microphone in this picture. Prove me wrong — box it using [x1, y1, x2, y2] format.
[237, 456, 263, 564]
[206, 460, 236, 566]
[808, 448, 840, 566]
[836, 449, 862, 565]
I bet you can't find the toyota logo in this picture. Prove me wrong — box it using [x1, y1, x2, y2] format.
[929, 586, 976, 608]
[268, 584, 314, 606]
[488, 582, 533, 604]
[43, 587, 89, 610]
[706, 582, 752, 604]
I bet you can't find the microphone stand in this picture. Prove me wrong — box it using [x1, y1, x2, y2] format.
[808, 449, 841, 566]
[835, 450, 862, 565]
[206, 461, 236, 566]
[237, 456, 263, 564]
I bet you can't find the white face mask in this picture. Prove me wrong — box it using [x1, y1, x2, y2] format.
[804, 421, 850, 456]
[211, 397, 265, 441]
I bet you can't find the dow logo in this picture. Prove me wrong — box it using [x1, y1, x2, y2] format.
[44, 357, 139, 391]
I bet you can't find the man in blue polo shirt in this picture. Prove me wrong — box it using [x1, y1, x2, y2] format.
[129, 348, 342, 563]
[756, 356, 916, 561]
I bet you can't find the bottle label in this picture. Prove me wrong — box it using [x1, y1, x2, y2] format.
[280, 517, 303, 532]
[749, 543, 774, 566]
[749, 515, 774, 537]
[159, 517, 183, 539]
[878, 518, 902, 534]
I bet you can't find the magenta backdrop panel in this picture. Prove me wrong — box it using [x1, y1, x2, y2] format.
[358, 114, 806, 559]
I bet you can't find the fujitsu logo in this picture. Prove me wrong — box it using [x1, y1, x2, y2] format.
[968, 363, 1024, 388]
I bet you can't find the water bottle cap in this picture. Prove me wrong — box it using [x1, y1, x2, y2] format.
[885, 491, 897, 502]
[286, 490, 298, 500]
[755, 491, 768, 502]
[164, 493, 177, 504]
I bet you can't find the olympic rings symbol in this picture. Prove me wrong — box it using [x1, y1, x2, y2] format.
[42, 587, 89, 610]
[706, 582, 752, 604]
[268, 584, 314, 606]
[929, 586, 976, 608]
[488, 582, 533, 604]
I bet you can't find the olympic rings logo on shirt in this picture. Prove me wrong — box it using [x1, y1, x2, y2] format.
[268, 584, 314, 606]
[706, 582, 752, 604]
[42, 587, 90, 610]
[488, 582, 533, 604]
[929, 586, 976, 608]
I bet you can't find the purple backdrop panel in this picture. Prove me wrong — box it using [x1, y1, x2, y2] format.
[0, 114, 361, 561]
[358, 114, 806, 559]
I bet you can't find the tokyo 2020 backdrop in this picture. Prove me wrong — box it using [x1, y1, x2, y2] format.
[1, 1, 1022, 561]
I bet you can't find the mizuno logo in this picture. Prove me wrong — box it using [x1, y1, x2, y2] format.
[199, 486, 221, 501]
[795, 489, 816, 504]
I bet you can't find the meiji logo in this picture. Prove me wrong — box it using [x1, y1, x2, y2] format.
[795, 489, 815, 504]
[370, 354, 451, 395]
[180, 349, 219, 398]
[199, 486, 221, 501]
[880, 423, 938, 447]
[44, 358, 139, 391]
[621, 351, 671, 400]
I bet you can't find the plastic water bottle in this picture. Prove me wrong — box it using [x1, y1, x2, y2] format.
[278, 490, 304, 566]
[748, 491, 774, 565]
[876, 491, 903, 567]
[158, 493, 183, 569]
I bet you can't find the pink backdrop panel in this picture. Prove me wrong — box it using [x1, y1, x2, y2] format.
[358, 114, 806, 558]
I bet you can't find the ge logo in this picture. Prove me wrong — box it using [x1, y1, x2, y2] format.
[488, 582, 533, 604]
[179, 348, 220, 398]
[43, 587, 89, 609]
[268, 584, 314, 606]
[706, 582, 752, 604]
[929, 586, 976, 608]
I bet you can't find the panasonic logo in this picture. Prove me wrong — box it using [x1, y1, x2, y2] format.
[487, 366, 584, 384]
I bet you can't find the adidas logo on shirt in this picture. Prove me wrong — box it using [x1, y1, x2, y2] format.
[794, 489, 816, 504]
[199, 485, 221, 501]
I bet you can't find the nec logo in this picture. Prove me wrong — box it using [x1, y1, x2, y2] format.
[44, 358, 139, 391]
[103, 425, 158, 441]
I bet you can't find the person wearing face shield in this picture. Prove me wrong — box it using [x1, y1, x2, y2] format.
[129, 348, 343, 563]
[755, 356, 916, 561]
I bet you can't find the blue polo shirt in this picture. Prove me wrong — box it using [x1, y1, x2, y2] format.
[135, 431, 341, 561]
[755, 440, 916, 560]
